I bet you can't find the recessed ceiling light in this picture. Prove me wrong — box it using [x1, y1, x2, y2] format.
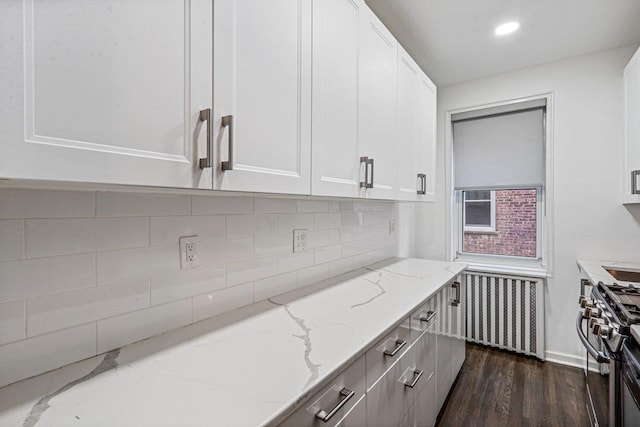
[495, 21, 520, 36]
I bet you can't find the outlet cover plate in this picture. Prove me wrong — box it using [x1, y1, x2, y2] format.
[293, 229, 307, 253]
[179, 235, 200, 269]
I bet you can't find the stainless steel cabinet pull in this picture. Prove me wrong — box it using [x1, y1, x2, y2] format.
[632, 170, 640, 194]
[417, 173, 426, 195]
[383, 339, 407, 357]
[198, 108, 212, 169]
[315, 387, 355, 423]
[404, 369, 424, 388]
[221, 115, 234, 171]
[367, 158, 374, 189]
[419, 310, 437, 323]
[360, 156, 369, 188]
[451, 281, 460, 306]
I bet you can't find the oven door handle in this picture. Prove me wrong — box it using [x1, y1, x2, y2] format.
[576, 313, 610, 363]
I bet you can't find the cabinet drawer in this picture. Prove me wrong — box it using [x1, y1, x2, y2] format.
[365, 317, 412, 389]
[409, 296, 438, 341]
[366, 341, 423, 427]
[280, 355, 366, 427]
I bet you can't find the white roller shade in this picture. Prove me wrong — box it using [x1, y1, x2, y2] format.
[452, 107, 545, 190]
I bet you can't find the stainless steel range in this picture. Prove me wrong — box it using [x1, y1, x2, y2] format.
[577, 280, 640, 427]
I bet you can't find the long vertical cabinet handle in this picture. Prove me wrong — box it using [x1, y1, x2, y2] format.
[632, 170, 640, 194]
[367, 158, 374, 189]
[451, 281, 460, 306]
[198, 109, 212, 169]
[417, 173, 426, 195]
[360, 157, 369, 188]
[221, 115, 234, 171]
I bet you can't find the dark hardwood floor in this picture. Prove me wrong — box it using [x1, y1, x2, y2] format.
[436, 344, 590, 427]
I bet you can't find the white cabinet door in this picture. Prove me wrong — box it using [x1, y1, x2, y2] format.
[624, 47, 640, 203]
[0, 0, 213, 189]
[396, 47, 421, 201]
[417, 72, 437, 202]
[358, 6, 397, 200]
[396, 47, 437, 202]
[214, 0, 312, 195]
[311, 0, 363, 198]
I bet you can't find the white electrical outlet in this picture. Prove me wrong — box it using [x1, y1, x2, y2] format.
[389, 220, 396, 235]
[179, 235, 200, 269]
[293, 229, 307, 253]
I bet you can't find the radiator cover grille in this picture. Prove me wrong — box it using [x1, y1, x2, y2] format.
[464, 271, 545, 360]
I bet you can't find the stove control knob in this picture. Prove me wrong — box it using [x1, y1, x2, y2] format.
[589, 316, 605, 328]
[585, 307, 601, 319]
[579, 296, 587, 305]
[599, 325, 611, 338]
[581, 298, 594, 308]
[591, 319, 606, 335]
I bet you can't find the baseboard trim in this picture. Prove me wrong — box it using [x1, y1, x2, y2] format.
[545, 351, 585, 369]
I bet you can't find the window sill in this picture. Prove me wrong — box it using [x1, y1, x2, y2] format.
[454, 255, 548, 278]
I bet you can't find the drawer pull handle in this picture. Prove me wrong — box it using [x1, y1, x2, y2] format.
[633, 170, 640, 194]
[419, 310, 437, 323]
[404, 369, 424, 388]
[451, 281, 460, 306]
[315, 387, 355, 423]
[383, 339, 407, 357]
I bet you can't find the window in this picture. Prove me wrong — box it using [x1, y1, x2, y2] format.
[463, 190, 495, 232]
[451, 98, 547, 266]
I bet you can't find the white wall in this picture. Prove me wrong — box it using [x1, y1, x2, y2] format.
[413, 44, 640, 365]
[0, 188, 396, 387]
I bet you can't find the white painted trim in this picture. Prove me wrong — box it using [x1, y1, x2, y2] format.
[445, 93, 555, 278]
[545, 350, 585, 369]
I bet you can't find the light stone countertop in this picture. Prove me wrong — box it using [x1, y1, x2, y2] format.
[0, 258, 466, 427]
[577, 259, 640, 288]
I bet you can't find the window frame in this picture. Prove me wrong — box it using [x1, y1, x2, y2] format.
[446, 94, 553, 276]
[462, 190, 496, 232]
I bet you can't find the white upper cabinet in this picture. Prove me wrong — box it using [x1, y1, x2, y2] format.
[213, 0, 312, 195]
[311, 0, 363, 198]
[0, 0, 213, 189]
[623, 46, 640, 203]
[396, 47, 437, 202]
[358, 6, 398, 200]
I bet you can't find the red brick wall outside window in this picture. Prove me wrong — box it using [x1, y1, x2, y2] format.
[463, 189, 537, 257]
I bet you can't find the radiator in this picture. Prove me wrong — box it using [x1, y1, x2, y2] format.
[464, 271, 545, 360]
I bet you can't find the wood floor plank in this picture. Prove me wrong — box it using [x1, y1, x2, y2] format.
[437, 344, 591, 427]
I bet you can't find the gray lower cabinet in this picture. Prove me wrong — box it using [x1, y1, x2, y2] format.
[280, 278, 464, 427]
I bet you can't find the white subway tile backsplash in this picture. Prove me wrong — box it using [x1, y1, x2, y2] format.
[0, 254, 95, 302]
[0, 300, 25, 345]
[227, 257, 278, 287]
[27, 279, 150, 336]
[278, 251, 315, 274]
[226, 214, 277, 238]
[0, 220, 23, 261]
[151, 266, 226, 306]
[0, 189, 94, 219]
[192, 196, 253, 215]
[97, 299, 192, 353]
[297, 200, 329, 213]
[0, 324, 96, 388]
[193, 283, 254, 323]
[315, 245, 342, 265]
[314, 213, 341, 229]
[150, 215, 225, 247]
[254, 198, 297, 214]
[26, 217, 148, 257]
[254, 233, 292, 258]
[328, 257, 354, 277]
[97, 246, 175, 285]
[297, 264, 329, 289]
[254, 272, 297, 301]
[276, 213, 314, 233]
[96, 192, 190, 217]
[0, 187, 397, 386]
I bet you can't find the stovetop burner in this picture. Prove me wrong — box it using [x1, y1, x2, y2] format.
[599, 282, 640, 326]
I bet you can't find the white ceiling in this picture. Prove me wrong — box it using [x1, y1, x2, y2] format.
[366, 0, 640, 86]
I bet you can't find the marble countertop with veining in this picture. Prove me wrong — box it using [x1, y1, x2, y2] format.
[577, 259, 640, 288]
[0, 258, 466, 427]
